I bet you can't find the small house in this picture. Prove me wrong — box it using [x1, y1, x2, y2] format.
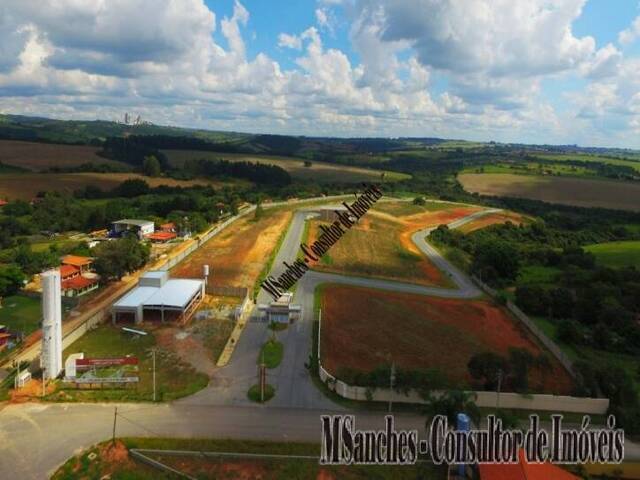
[111, 219, 155, 239]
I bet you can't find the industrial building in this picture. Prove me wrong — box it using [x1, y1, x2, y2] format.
[111, 219, 155, 239]
[111, 271, 204, 325]
[41, 269, 63, 380]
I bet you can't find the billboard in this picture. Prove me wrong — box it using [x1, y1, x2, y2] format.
[65, 356, 139, 384]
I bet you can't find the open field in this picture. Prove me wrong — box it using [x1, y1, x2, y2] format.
[306, 214, 452, 287]
[458, 173, 640, 212]
[0, 139, 126, 171]
[371, 200, 460, 217]
[320, 284, 573, 394]
[53, 438, 440, 480]
[0, 294, 41, 337]
[162, 149, 410, 183]
[0, 172, 246, 200]
[585, 240, 640, 269]
[172, 207, 293, 290]
[457, 210, 527, 233]
[49, 324, 208, 402]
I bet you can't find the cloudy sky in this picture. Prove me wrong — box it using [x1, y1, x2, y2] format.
[1, 0, 640, 148]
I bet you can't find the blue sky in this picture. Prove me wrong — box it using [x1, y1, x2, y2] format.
[1, 0, 640, 147]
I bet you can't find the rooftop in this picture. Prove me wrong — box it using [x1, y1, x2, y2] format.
[112, 219, 154, 227]
[62, 276, 98, 290]
[113, 278, 203, 310]
[59, 264, 80, 278]
[61, 255, 93, 267]
[478, 450, 578, 480]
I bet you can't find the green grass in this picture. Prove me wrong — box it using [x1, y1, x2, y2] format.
[49, 325, 208, 402]
[248, 383, 275, 402]
[585, 240, 640, 269]
[0, 294, 41, 336]
[258, 339, 283, 369]
[517, 265, 561, 286]
[53, 438, 443, 480]
[530, 153, 640, 173]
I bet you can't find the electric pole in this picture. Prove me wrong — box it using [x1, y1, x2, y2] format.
[152, 349, 156, 402]
[496, 369, 503, 409]
[112, 407, 118, 445]
[389, 362, 396, 413]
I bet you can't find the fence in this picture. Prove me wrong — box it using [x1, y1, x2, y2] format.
[316, 310, 609, 415]
[470, 275, 576, 379]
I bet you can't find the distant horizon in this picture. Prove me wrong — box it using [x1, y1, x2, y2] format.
[3, 111, 640, 153]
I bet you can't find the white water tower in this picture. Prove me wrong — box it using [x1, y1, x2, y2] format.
[41, 269, 62, 379]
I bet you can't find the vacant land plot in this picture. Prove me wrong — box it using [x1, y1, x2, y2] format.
[0, 139, 125, 171]
[458, 173, 640, 212]
[163, 149, 409, 183]
[585, 240, 640, 269]
[457, 211, 526, 234]
[320, 285, 572, 394]
[172, 207, 293, 290]
[51, 324, 208, 402]
[0, 172, 244, 200]
[371, 200, 460, 217]
[306, 215, 451, 287]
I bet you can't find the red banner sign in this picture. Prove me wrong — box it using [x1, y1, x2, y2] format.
[76, 357, 138, 367]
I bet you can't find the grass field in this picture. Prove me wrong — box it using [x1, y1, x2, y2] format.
[305, 214, 451, 287]
[53, 438, 441, 480]
[163, 149, 410, 183]
[0, 139, 126, 171]
[50, 325, 208, 402]
[0, 172, 246, 200]
[530, 152, 640, 173]
[320, 284, 573, 395]
[172, 207, 294, 291]
[0, 294, 41, 337]
[458, 173, 640, 212]
[585, 240, 640, 269]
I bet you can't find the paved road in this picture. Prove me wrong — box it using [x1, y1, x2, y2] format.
[0, 402, 428, 479]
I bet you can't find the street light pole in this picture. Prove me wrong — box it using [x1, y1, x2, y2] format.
[152, 349, 156, 402]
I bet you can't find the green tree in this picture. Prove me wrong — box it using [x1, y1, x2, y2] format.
[423, 390, 480, 425]
[142, 155, 162, 177]
[93, 237, 150, 281]
[468, 352, 508, 390]
[472, 240, 520, 285]
[413, 196, 426, 206]
[0, 265, 25, 307]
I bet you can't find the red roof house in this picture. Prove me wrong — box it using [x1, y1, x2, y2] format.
[60, 264, 80, 280]
[478, 450, 579, 480]
[61, 276, 99, 297]
[0, 199, 8, 208]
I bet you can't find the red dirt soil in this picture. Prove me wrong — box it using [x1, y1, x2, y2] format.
[320, 285, 573, 395]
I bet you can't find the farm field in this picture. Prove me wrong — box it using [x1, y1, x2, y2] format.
[172, 207, 293, 290]
[585, 240, 640, 269]
[0, 139, 126, 171]
[162, 149, 409, 183]
[458, 173, 640, 212]
[457, 210, 527, 234]
[319, 284, 573, 394]
[306, 213, 453, 287]
[0, 172, 246, 200]
[529, 152, 640, 173]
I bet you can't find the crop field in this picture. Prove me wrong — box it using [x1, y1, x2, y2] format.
[0, 139, 125, 171]
[0, 172, 245, 200]
[529, 152, 640, 173]
[162, 149, 409, 183]
[306, 214, 451, 287]
[458, 173, 640, 212]
[320, 285, 573, 394]
[457, 211, 527, 234]
[172, 207, 293, 289]
[585, 240, 640, 269]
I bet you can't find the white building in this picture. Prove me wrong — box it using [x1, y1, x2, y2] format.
[111, 271, 204, 325]
[111, 219, 155, 238]
[41, 269, 63, 379]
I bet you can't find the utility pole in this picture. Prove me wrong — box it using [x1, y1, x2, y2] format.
[112, 407, 118, 445]
[152, 349, 157, 402]
[260, 350, 266, 402]
[389, 362, 396, 413]
[496, 369, 503, 409]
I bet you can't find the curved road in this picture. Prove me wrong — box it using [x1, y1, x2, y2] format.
[0, 202, 510, 479]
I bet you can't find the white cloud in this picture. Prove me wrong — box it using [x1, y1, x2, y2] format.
[278, 33, 302, 50]
[619, 16, 640, 45]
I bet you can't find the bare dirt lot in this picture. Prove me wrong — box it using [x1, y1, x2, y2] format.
[458, 173, 640, 212]
[172, 208, 293, 289]
[0, 139, 123, 171]
[320, 284, 573, 395]
[0, 172, 244, 200]
[305, 204, 482, 287]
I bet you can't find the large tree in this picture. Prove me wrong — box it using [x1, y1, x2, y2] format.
[0, 265, 25, 307]
[93, 237, 150, 281]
